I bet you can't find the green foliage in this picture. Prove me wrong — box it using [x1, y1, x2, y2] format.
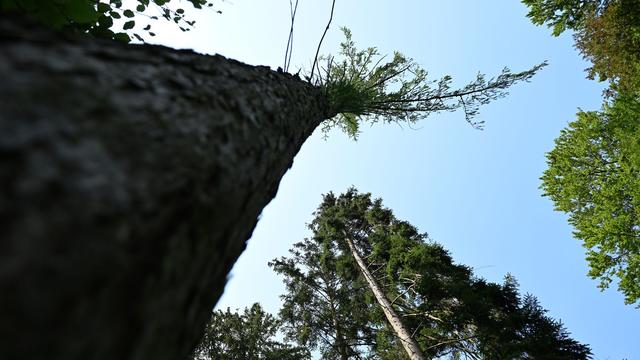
[541, 93, 640, 305]
[0, 0, 216, 42]
[191, 303, 310, 360]
[521, 0, 603, 36]
[523, 0, 640, 305]
[525, 0, 640, 303]
[315, 28, 547, 139]
[522, 0, 640, 92]
[574, 0, 640, 92]
[269, 224, 377, 359]
[273, 189, 592, 359]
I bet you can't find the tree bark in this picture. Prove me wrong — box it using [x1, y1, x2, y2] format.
[344, 236, 426, 360]
[0, 17, 333, 360]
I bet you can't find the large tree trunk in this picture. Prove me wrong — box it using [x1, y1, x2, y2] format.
[344, 236, 426, 360]
[0, 17, 333, 360]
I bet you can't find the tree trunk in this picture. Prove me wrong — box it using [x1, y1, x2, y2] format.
[324, 277, 350, 360]
[344, 236, 426, 360]
[0, 17, 333, 360]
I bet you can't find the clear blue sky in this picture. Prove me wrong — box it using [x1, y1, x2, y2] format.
[147, 1, 639, 358]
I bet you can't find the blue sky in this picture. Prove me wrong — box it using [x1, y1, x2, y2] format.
[148, 1, 639, 358]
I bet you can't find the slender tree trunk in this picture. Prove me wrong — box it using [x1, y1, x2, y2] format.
[325, 282, 350, 360]
[333, 314, 351, 360]
[344, 236, 426, 360]
[0, 17, 333, 360]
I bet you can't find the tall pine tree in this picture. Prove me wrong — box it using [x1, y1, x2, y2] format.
[273, 189, 592, 359]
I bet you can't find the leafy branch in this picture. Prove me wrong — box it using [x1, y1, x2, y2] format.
[314, 28, 547, 139]
[0, 0, 221, 42]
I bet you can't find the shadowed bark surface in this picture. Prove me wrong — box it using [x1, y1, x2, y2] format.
[0, 17, 333, 360]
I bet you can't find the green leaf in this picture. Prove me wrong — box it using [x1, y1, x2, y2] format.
[64, 1, 99, 23]
[97, 3, 111, 13]
[123, 20, 135, 30]
[113, 32, 131, 42]
[123, 9, 134, 17]
[97, 15, 113, 28]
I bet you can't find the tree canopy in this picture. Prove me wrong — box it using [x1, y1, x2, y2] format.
[191, 303, 309, 360]
[524, 0, 640, 306]
[521, 0, 604, 36]
[269, 214, 377, 359]
[272, 189, 592, 359]
[522, 0, 640, 92]
[574, 0, 640, 92]
[541, 94, 640, 306]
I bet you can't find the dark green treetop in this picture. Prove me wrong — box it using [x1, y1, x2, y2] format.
[269, 219, 378, 359]
[274, 189, 592, 359]
[541, 93, 640, 306]
[191, 303, 309, 360]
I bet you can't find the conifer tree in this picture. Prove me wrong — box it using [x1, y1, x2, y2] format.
[274, 189, 592, 359]
[191, 303, 309, 360]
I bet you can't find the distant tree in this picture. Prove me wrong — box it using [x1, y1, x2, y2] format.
[522, 0, 640, 92]
[274, 189, 592, 359]
[521, 0, 604, 36]
[269, 224, 378, 359]
[541, 93, 640, 306]
[511, 293, 595, 359]
[524, 0, 640, 306]
[574, 0, 640, 92]
[191, 303, 309, 360]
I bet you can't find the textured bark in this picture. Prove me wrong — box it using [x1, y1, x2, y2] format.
[0, 17, 332, 360]
[344, 236, 426, 360]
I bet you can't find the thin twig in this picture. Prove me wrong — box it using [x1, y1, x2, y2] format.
[310, 0, 336, 81]
[283, 0, 299, 72]
[364, 63, 414, 91]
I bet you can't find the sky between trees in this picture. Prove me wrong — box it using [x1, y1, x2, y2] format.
[137, 0, 639, 358]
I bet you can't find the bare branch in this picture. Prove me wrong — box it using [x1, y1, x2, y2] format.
[310, 0, 336, 81]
